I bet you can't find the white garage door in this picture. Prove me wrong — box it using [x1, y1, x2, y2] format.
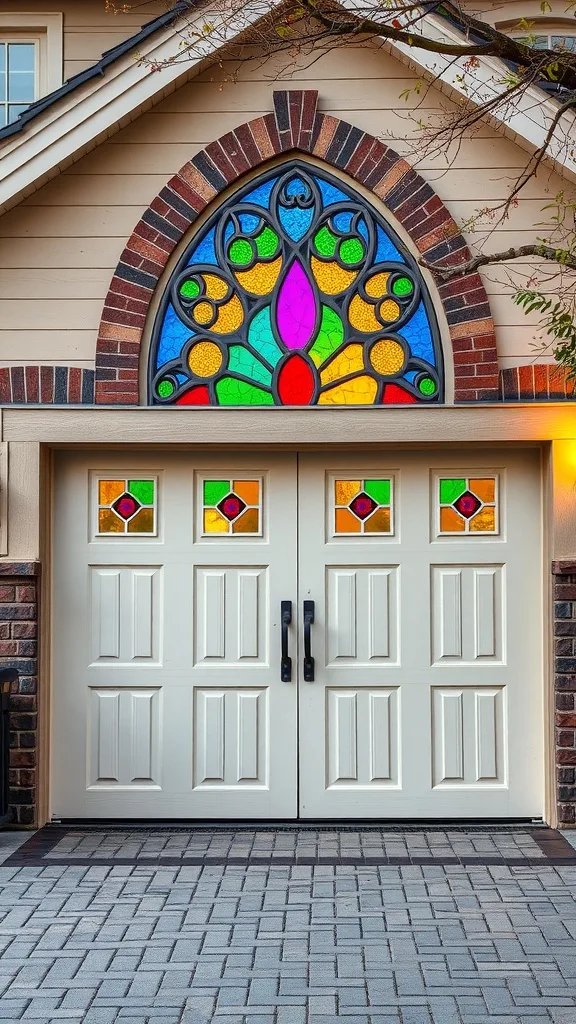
[52, 448, 543, 819]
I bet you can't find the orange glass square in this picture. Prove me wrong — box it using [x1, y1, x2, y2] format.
[440, 506, 465, 533]
[469, 478, 495, 503]
[335, 508, 361, 533]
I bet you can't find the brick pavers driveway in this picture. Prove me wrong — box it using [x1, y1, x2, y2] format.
[0, 827, 575, 1023]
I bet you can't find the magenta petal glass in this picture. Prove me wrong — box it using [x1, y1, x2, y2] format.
[276, 260, 316, 350]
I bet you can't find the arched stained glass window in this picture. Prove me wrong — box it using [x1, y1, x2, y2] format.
[149, 162, 444, 405]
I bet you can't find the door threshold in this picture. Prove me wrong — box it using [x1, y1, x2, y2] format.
[51, 817, 546, 831]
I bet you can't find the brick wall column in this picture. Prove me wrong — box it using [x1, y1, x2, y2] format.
[0, 563, 40, 826]
[552, 561, 576, 827]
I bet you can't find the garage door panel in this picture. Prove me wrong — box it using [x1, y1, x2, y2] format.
[193, 566, 268, 666]
[326, 687, 400, 789]
[193, 687, 268, 789]
[87, 686, 162, 790]
[299, 449, 542, 818]
[89, 565, 162, 665]
[431, 684, 506, 788]
[53, 451, 298, 819]
[326, 566, 399, 665]
[431, 564, 504, 664]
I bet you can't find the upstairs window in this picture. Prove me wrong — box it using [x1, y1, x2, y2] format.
[0, 15, 62, 129]
[510, 30, 576, 50]
[0, 40, 37, 128]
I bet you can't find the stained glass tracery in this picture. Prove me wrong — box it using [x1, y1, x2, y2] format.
[150, 162, 443, 406]
[97, 479, 156, 535]
[438, 477, 498, 534]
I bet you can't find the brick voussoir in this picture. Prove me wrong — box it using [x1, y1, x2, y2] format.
[233, 122, 262, 167]
[158, 184, 198, 224]
[218, 133, 252, 175]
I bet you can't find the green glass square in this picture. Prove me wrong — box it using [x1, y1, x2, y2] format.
[439, 478, 467, 504]
[204, 480, 230, 506]
[128, 480, 155, 505]
[364, 479, 390, 506]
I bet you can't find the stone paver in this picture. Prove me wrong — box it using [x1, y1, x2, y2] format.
[0, 828, 574, 1022]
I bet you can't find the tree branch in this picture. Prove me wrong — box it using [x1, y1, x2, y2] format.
[421, 245, 576, 280]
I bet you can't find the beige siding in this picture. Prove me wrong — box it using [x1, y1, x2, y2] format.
[0, 40, 573, 372]
[0, 0, 168, 79]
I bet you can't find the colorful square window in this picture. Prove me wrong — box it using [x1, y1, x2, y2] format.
[203, 479, 261, 535]
[438, 476, 497, 534]
[97, 478, 156, 535]
[334, 478, 392, 535]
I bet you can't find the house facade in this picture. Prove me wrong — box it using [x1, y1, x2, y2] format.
[1, 0, 576, 827]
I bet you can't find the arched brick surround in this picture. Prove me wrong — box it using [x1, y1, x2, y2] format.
[95, 90, 499, 405]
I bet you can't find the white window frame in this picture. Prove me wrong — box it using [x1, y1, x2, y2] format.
[0, 13, 63, 102]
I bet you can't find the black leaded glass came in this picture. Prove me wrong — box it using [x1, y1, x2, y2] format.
[149, 161, 444, 405]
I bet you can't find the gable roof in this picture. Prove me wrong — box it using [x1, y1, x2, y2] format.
[0, 2, 190, 143]
[0, 0, 574, 214]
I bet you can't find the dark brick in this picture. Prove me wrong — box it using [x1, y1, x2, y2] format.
[190, 151, 227, 192]
[555, 602, 573, 619]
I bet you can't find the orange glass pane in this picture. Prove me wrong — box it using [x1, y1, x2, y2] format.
[469, 508, 496, 532]
[364, 508, 391, 533]
[232, 509, 259, 533]
[127, 508, 155, 534]
[204, 509, 229, 534]
[440, 506, 465, 533]
[233, 480, 260, 506]
[335, 480, 361, 505]
[99, 479, 125, 506]
[335, 508, 361, 533]
[99, 508, 124, 534]
[469, 478, 495, 503]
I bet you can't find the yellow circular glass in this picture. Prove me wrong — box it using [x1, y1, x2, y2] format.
[369, 339, 405, 376]
[188, 341, 223, 377]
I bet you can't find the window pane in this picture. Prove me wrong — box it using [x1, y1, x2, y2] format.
[551, 35, 576, 50]
[0, 107, 6, 130]
[8, 71, 34, 102]
[513, 34, 549, 48]
[0, 44, 5, 74]
[8, 103, 30, 124]
[8, 43, 35, 72]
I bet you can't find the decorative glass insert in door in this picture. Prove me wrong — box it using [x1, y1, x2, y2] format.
[438, 477, 498, 533]
[97, 478, 156, 535]
[334, 478, 393, 534]
[150, 162, 444, 406]
[203, 479, 261, 534]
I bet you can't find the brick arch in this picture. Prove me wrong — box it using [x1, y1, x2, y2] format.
[96, 90, 498, 405]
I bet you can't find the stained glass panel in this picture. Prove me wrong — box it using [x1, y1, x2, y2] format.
[97, 478, 156, 535]
[334, 478, 393, 535]
[438, 476, 498, 534]
[203, 479, 261, 535]
[149, 162, 443, 406]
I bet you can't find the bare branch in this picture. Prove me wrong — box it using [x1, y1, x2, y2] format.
[421, 245, 576, 280]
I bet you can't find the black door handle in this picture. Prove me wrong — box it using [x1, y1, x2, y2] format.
[281, 601, 292, 681]
[303, 600, 315, 681]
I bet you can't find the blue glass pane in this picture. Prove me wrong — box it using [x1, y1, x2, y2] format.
[175, 373, 188, 384]
[156, 303, 194, 368]
[358, 218, 368, 240]
[187, 226, 217, 266]
[404, 370, 418, 384]
[375, 225, 403, 263]
[333, 212, 353, 232]
[239, 213, 260, 233]
[317, 180, 348, 207]
[286, 176, 306, 196]
[278, 204, 313, 241]
[401, 302, 435, 363]
[242, 179, 275, 207]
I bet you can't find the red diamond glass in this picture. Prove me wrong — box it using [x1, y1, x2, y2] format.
[454, 491, 482, 519]
[218, 494, 246, 521]
[350, 493, 377, 520]
[113, 494, 139, 520]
